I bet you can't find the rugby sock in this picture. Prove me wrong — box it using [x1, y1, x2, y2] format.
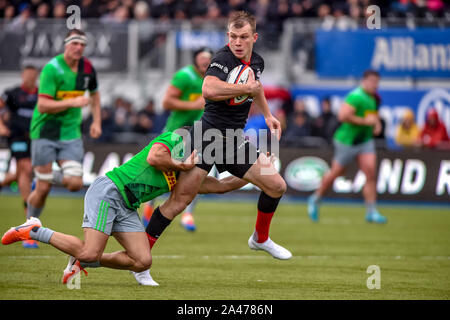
[366, 202, 377, 214]
[310, 193, 321, 204]
[254, 192, 281, 243]
[145, 206, 172, 249]
[29, 226, 54, 244]
[80, 261, 101, 268]
[26, 203, 44, 219]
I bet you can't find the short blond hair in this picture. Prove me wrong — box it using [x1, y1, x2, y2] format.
[228, 11, 256, 33]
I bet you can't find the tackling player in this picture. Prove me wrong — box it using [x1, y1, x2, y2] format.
[2, 130, 247, 286]
[0, 65, 38, 248]
[142, 47, 214, 232]
[144, 11, 292, 260]
[26, 29, 102, 238]
[307, 70, 387, 224]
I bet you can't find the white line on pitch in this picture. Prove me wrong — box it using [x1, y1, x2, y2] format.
[4, 255, 450, 260]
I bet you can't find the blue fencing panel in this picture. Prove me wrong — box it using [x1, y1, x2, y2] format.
[315, 28, 450, 78]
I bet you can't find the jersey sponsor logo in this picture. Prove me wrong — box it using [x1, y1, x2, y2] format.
[210, 62, 228, 73]
[56, 90, 85, 100]
[163, 171, 177, 190]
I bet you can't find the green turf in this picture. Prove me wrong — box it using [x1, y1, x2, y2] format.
[0, 194, 449, 300]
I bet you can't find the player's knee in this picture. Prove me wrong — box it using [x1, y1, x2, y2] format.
[363, 169, 376, 182]
[135, 255, 152, 272]
[270, 178, 287, 197]
[77, 250, 101, 263]
[36, 181, 52, 195]
[65, 178, 83, 192]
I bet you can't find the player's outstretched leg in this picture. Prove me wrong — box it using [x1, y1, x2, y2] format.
[307, 161, 346, 223]
[307, 193, 320, 223]
[358, 153, 387, 224]
[243, 154, 292, 260]
[1, 217, 43, 245]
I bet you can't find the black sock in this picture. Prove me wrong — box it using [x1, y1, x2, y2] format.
[145, 206, 172, 239]
[257, 192, 282, 213]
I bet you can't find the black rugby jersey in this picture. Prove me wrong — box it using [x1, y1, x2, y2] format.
[201, 45, 264, 131]
[1, 85, 37, 136]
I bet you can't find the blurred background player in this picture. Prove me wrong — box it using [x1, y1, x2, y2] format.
[0, 65, 38, 248]
[142, 47, 213, 232]
[26, 29, 102, 246]
[308, 70, 387, 224]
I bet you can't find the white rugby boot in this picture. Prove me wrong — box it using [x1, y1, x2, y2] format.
[130, 269, 159, 286]
[248, 232, 292, 260]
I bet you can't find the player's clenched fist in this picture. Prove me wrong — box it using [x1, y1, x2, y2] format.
[71, 96, 91, 107]
[179, 149, 199, 171]
[246, 76, 261, 97]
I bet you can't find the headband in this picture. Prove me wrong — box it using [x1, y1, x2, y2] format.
[64, 34, 87, 45]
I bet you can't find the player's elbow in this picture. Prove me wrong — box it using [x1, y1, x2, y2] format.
[162, 98, 172, 111]
[147, 156, 158, 168]
[337, 112, 348, 123]
[37, 102, 48, 113]
[202, 87, 214, 100]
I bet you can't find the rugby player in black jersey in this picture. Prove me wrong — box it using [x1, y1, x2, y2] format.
[0, 65, 38, 248]
[144, 11, 292, 260]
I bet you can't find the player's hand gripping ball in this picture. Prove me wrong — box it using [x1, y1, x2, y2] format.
[226, 65, 255, 106]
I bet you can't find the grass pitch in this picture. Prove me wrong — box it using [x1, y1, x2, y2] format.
[0, 194, 449, 300]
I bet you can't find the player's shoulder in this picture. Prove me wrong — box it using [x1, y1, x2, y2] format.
[152, 131, 182, 144]
[42, 54, 63, 74]
[81, 56, 96, 74]
[173, 65, 196, 80]
[251, 51, 264, 65]
[212, 45, 236, 64]
[1, 86, 19, 101]
[4, 86, 21, 95]
[347, 87, 365, 98]
[345, 87, 364, 106]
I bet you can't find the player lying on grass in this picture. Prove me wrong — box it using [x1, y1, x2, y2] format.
[1, 130, 248, 286]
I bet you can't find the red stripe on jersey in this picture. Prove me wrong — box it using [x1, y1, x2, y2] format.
[38, 94, 54, 99]
[153, 142, 171, 154]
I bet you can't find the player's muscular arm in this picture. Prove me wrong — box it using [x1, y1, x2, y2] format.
[147, 144, 198, 172]
[198, 176, 248, 194]
[89, 91, 102, 138]
[253, 86, 282, 140]
[163, 85, 205, 111]
[202, 75, 258, 101]
[338, 103, 378, 126]
[37, 96, 90, 114]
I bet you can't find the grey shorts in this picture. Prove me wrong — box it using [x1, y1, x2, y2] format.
[82, 176, 145, 235]
[31, 138, 84, 166]
[333, 139, 376, 167]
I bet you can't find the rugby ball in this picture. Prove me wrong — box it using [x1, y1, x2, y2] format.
[226, 65, 254, 106]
